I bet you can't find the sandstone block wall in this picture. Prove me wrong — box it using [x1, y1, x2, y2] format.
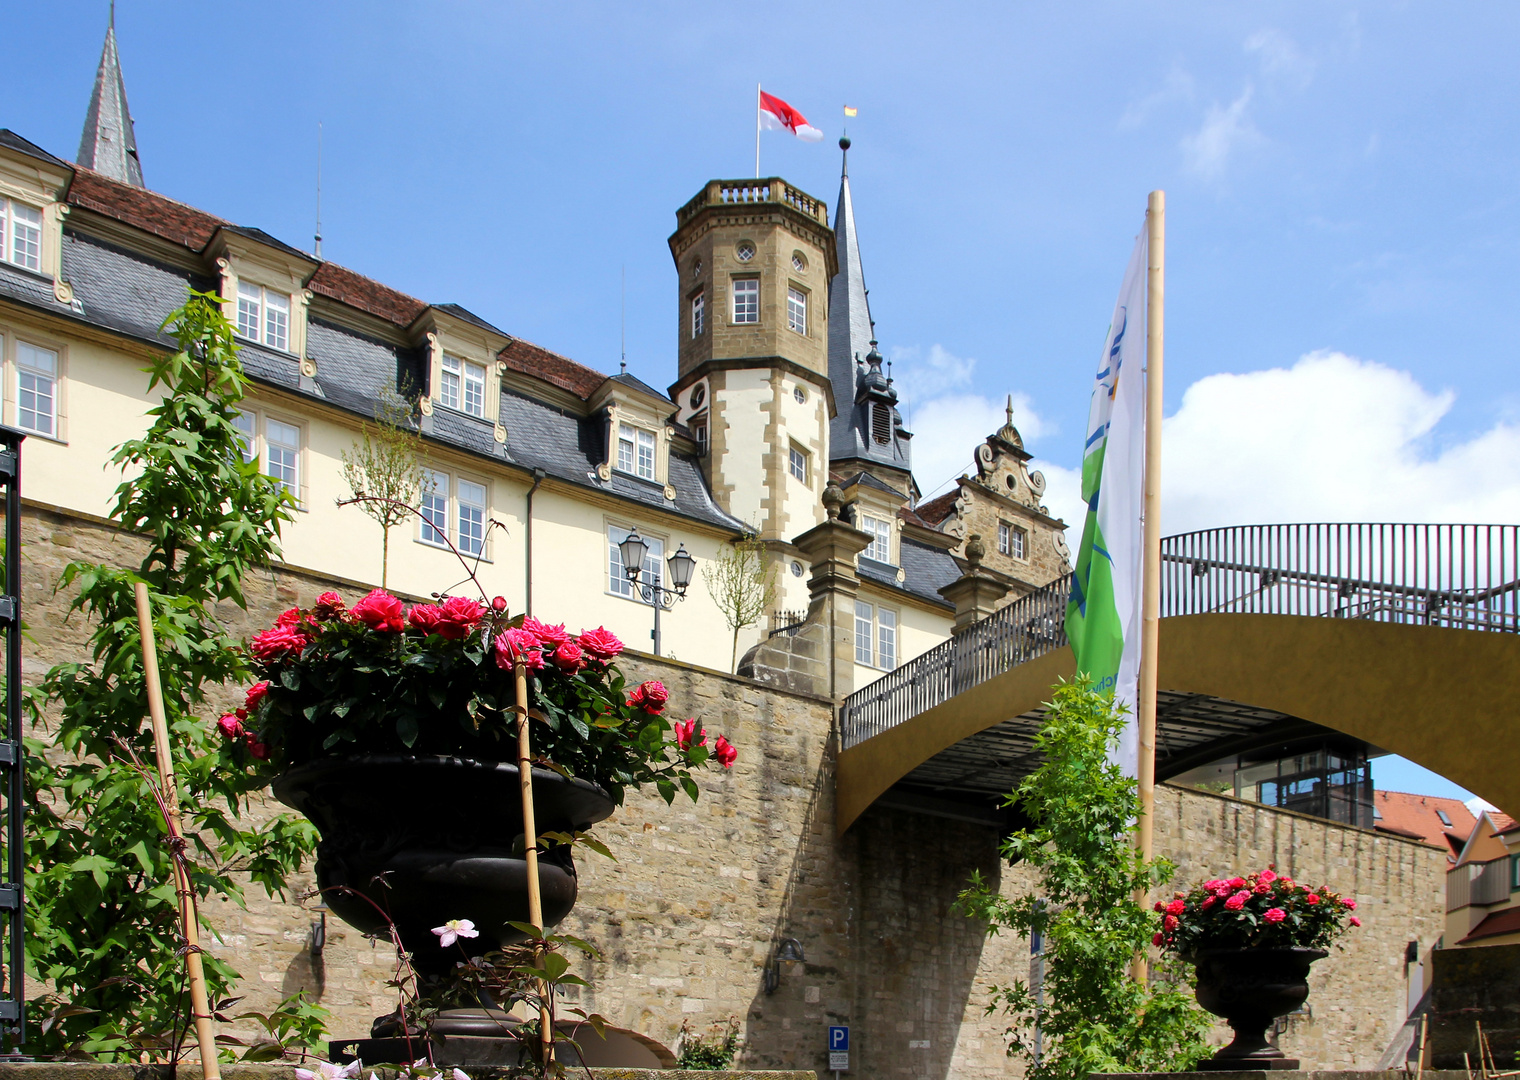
[18, 504, 1445, 1077]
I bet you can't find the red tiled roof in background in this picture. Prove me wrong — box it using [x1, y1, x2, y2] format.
[914, 489, 960, 526]
[1492, 813, 1519, 835]
[66, 167, 225, 251]
[1374, 790, 1476, 855]
[307, 262, 428, 329]
[1459, 906, 1520, 945]
[500, 338, 607, 400]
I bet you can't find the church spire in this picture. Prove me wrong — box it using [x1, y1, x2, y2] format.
[77, 4, 145, 188]
[827, 136, 875, 458]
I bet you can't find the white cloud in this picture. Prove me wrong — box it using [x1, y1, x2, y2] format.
[1119, 67, 1195, 130]
[888, 343, 977, 402]
[1245, 29, 1314, 89]
[1161, 350, 1520, 532]
[1181, 87, 1261, 181]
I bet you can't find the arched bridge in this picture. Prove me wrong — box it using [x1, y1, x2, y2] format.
[836, 523, 1520, 835]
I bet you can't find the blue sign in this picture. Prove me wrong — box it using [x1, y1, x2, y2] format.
[829, 1027, 849, 1052]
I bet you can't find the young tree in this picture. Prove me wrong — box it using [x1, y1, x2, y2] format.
[702, 534, 778, 673]
[340, 379, 426, 587]
[955, 679, 1212, 1080]
[26, 291, 318, 1057]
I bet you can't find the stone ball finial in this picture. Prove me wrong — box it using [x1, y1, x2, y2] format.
[822, 481, 844, 520]
[965, 534, 986, 568]
[839, 135, 851, 151]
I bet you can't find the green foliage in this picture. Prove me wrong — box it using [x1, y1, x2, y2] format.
[1155, 869, 1359, 954]
[675, 1018, 740, 1070]
[24, 290, 319, 1057]
[339, 378, 426, 588]
[955, 679, 1212, 1080]
[221, 991, 332, 1062]
[701, 533, 777, 673]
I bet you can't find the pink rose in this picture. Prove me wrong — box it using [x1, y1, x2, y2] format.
[674, 719, 707, 751]
[713, 735, 737, 769]
[351, 589, 406, 632]
[1154, 901, 1166, 913]
[1153, 932, 1165, 947]
[409, 604, 445, 634]
[492, 596, 507, 612]
[1305, 893, 1321, 905]
[1228, 877, 1246, 889]
[313, 591, 347, 619]
[436, 597, 486, 640]
[577, 626, 624, 664]
[251, 624, 308, 662]
[1254, 882, 1271, 895]
[494, 628, 544, 671]
[1264, 907, 1286, 924]
[1259, 869, 1278, 884]
[1166, 898, 1185, 916]
[1202, 880, 1225, 892]
[628, 680, 669, 713]
[1224, 891, 1249, 911]
[1341, 898, 1357, 910]
[1280, 876, 1294, 885]
[244, 680, 270, 711]
[522, 617, 573, 650]
[551, 641, 585, 673]
[216, 714, 244, 739]
[1349, 915, 1361, 927]
[1214, 886, 1233, 898]
[275, 607, 302, 628]
[1201, 895, 1217, 910]
[245, 734, 269, 760]
[1163, 914, 1178, 930]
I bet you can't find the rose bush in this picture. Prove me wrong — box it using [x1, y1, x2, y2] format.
[1153, 867, 1360, 954]
[221, 590, 735, 805]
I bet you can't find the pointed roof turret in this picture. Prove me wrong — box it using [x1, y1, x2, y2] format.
[77, 5, 144, 188]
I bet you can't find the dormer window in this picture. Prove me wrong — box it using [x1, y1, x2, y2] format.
[236, 281, 290, 351]
[617, 423, 656, 480]
[0, 200, 42, 272]
[441, 354, 487, 417]
[861, 513, 893, 564]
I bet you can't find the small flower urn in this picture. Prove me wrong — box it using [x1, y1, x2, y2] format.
[1185, 947, 1328, 1070]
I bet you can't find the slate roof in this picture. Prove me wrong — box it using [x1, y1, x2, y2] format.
[857, 538, 959, 609]
[0, 130, 69, 169]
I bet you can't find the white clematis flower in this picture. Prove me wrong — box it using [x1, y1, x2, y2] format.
[295, 1061, 361, 1080]
[431, 918, 480, 947]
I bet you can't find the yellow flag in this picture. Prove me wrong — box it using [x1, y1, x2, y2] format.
[843, 106, 858, 117]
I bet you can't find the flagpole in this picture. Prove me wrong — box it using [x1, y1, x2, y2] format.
[1134, 189, 1165, 981]
[756, 83, 762, 178]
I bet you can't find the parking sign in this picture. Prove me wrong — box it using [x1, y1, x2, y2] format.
[829, 1026, 849, 1072]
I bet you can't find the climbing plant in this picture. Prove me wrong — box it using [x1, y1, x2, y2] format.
[955, 678, 1212, 1080]
[24, 290, 318, 1057]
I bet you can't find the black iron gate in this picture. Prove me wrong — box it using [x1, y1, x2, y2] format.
[0, 427, 23, 1052]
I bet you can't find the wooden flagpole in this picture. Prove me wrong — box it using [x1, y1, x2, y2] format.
[1134, 190, 1165, 981]
[512, 657, 553, 1065]
[133, 582, 220, 1078]
[755, 83, 762, 179]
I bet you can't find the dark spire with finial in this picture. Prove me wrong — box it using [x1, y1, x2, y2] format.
[78, 2, 144, 187]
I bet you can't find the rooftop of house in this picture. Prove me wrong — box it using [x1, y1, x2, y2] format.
[1373, 789, 1476, 857]
[1459, 906, 1520, 946]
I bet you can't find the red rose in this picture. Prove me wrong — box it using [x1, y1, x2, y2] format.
[1224, 891, 1249, 911]
[244, 680, 270, 711]
[1153, 932, 1165, 947]
[1341, 898, 1357, 910]
[409, 604, 444, 634]
[492, 596, 507, 612]
[1259, 869, 1278, 884]
[1254, 882, 1271, 895]
[313, 591, 347, 619]
[1163, 914, 1178, 930]
[551, 641, 585, 672]
[576, 626, 625, 663]
[1349, 915, 1361, 927]
[1264, 907, 1286, 924]
[712, 735, 737, 769]
[628, 680, 669, 713]
[1201, 895, 1217, 910]
[495, 628, 544, 671]
[251, 624, 308, 662]
[351, 589, 406, 632]
[246, 736, 269, 760]
[275, 607, 302, 628]
[1165, 898, 1185, 916]
[674, 719, 707, 750]
[436, 596, 486, 640]
[216, 714, 244, 739]
[522, 617, 573, 650]
[1227, 877, 1246, 889]
[1305, 893, 1321, 905]
[1153, 901, 1166, 913]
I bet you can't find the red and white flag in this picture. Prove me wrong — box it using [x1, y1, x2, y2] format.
[759, 90, 824, 142]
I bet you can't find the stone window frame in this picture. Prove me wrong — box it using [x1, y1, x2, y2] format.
[615, 422, 658, 482]
[0, 197, 43, 274]
[234, 280, 293, 353]
[860, 512, 894, 565]
[787, 284, 808, 336]
[690, 289, 705, 338]
[2, 324, 69, 443]
[418, 465, 493, 561]
[439, 353, 489, 419]
[998, 520, 1027, 561]
[788, 441, 809, 486]
[731, 276, 760, 325]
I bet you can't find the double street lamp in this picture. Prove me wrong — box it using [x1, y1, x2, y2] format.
[618, 529, 696, 657]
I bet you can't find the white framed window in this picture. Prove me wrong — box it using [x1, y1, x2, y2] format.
[789, 443, 808, 485]
[787, 287, 807, 335]
[0, 200, 43, 272]
[732, 278, 759, 324]
[616, 423, 657, 481]
[440, 354, 488, 417]
[420, 469, 490, 556]
[854, 600, 898, 670]
[235, 281, 292, 351]
[861, 513, 893, 564]
[608, 524, 664, 599]
[692, 417, 708, 454]
[15, 341, 58, 437]
[691, 292, 705, 338]
[233, 408, 303, 502]
[999, 521, 1026, 560]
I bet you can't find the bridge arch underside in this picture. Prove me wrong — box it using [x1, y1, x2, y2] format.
[836, 613, 1520, 836]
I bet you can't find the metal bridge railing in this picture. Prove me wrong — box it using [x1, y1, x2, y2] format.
[839, 523, 1520, 751]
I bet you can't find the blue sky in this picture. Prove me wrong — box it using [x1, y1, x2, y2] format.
[8, 2, 1518, 802]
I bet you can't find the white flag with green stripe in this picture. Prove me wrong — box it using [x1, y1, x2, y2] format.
[1066, 230, 1147, 776]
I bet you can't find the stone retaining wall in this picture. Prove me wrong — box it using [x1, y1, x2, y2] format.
[18, 504, 1448, 1078]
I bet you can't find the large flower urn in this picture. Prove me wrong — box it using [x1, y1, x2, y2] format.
[273, 754, 615, 978]
[1186, 947, 1328, 1070]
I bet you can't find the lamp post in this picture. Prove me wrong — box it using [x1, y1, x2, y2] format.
[618, 529, 695, 657]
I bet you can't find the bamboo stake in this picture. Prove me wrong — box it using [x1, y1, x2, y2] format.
[512, 657, 553, 1066]
[1132, 189, 1166, 984]
[1417, 1013, 1428, 1080]
[133, 582, 220, 1079]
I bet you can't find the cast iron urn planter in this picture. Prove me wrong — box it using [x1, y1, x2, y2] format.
[1185, 947, 1328, 1070]
[273, 753, 615, 978]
